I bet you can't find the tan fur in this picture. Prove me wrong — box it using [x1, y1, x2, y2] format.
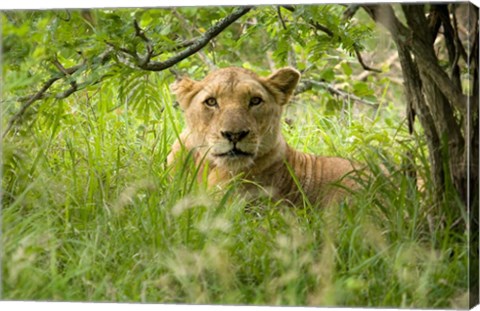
[168, 67, 358, 207]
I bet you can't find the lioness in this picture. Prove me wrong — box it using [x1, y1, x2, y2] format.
[168, 67, 357, 207]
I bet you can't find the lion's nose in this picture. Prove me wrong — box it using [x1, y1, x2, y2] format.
[221, 130, 250, 143]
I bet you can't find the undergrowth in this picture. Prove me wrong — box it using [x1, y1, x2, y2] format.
[1, 79, 469, 308]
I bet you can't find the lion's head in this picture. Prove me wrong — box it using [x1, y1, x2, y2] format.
[172, 67, 300, 172]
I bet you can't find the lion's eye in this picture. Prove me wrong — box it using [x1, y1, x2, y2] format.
[204, 97, 218, 107]
[249, 97, 263, 106]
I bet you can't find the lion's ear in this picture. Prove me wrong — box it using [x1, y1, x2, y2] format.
[267, 67, 300, 103]
[170, 77, 198, 109]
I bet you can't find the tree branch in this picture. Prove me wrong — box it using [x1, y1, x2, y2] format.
[4, 8, 252, 137]
[282, 5, 381, 73]
[310, 15, 381, 73]
[277, 6, 288, 30]
[138, 6, 252, 71]
[451, 5, 469, 64]
[361, 4, 468, 113]
[3, 50, 112, 138]
[2, 59, 89, 138]
[171, 9, 217, 70]
[401, 4, 431, 44]
[107, 7, 251, 71]
[311, 20, 334, 37]
[435, 4, 462, 89]
[3, 77, 61, 138]
[133, 19, 155, 66]
[343, 4, 360, 20]
[280, 5, 295, 13]
[354, 48, 382, 73]
[296, 79, 379, 108]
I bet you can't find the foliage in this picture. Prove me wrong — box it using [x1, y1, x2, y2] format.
[1, 4, 470, 308]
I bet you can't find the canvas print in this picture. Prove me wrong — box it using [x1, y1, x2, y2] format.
[1, 2, 478, 309]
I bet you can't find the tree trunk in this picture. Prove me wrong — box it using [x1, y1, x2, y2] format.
[359, 3, 478, 305]
[361, 3, 478, 216]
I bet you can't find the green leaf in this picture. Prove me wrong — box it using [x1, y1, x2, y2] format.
[340, 62, 352, 76]
[320, 68, 335, 82]
[353, 81, 374, 97]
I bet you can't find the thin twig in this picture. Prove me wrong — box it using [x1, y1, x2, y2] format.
[354, 52, 398, 81]
[110, 7, 251, 71]
[2, 60, 86, 138]
[3, 77, 60, 137]
[312, 21, 334, 37]
[277, 6, 287, 30]
[133, 19, 155, 66]
[3, 50, 112, 137]
[342, 4, 360, 20]
[140, 6, 252, 71]
[56, 81, 78, 99]
[280, 5, 295, 12]
[133, 20, 150, 43]
[277, 6, 297, 68]
[171, 9, 217, 70]
[313, 20, 381, 73]
[354, 47, 382, 73]
[105, 40, 138, 58]
[299, 9, 382, 73]
[296, 79, 379, 108]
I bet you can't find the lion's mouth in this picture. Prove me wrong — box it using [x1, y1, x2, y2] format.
[214, 147, 254, 158]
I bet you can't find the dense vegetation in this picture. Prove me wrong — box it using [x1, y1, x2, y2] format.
[2, 4, 476, 308]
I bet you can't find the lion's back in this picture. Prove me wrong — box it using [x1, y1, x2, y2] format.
[273, 148, 358, 206]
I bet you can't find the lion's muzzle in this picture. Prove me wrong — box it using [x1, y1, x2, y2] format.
[221, 130, 250, 143]
[213, 130, 254, 158]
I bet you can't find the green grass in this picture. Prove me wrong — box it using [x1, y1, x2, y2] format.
[1, 80, 469, 308]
